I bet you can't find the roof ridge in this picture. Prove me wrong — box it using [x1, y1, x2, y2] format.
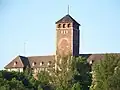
[27, 55, 55, 58]
[80, 53, 120, 54]
[55, 14, 80, 25]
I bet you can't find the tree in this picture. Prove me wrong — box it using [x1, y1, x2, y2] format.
[8, 78, 26, 90]
[90, 54, 120, 90]
[71, 82, 82, 90]
[72, 56, 92, 90]
[49, 55, 91, 90]
[50, 55, 73, 90]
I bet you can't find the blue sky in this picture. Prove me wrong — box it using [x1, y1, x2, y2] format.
[0, 0, 120, 69]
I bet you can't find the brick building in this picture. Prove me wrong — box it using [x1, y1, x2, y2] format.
[4, 14, 116, 73]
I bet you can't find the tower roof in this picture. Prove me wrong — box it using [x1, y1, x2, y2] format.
[56, 14, 80, 26]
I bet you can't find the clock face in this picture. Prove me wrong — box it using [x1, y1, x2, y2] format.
[58, 38, 69, 55]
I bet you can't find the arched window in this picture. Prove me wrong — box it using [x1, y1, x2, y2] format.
[63, 24, 66, 28]
[67, 23, 70, 28]
[57, 24, 61, 28]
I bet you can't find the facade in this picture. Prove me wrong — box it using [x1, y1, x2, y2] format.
[4, 14, 118, 73]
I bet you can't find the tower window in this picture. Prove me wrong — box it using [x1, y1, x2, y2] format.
[67, 24, 70, 28]
[66, 30, 68, 34]
[63, 31, 66, 34]
[63, 24, 66, 28]
[61, 30, 63, 34]
[57, 24, 61, 28]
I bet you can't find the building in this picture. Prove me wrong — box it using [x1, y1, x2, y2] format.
[4, 14, 117, 73]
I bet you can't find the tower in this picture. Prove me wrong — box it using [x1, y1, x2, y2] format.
[56, 14, 80, 56]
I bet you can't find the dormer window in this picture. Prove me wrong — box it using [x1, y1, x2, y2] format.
[42, 62, 44, 65]
[90, 60, 94, 65]
[40, 61, 44, 66]
[40, 63, 42, 66]
[14, 61, 17, 66]
[57, 24, 61, 28]
[48, 61, 52, 66]
[63, 24, 66, 28]
[32, 62, 36, 66]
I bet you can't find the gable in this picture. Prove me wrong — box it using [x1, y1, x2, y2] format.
[4, 56, 24, 69]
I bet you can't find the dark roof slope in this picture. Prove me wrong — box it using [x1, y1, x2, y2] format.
[28, 55, 55, 68]
[56, 14, 80, 25]
[19, 56, 30, 68]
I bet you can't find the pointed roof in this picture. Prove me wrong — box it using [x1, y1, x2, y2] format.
[56, 14, 80, 26]
[4, 55, 30, 69]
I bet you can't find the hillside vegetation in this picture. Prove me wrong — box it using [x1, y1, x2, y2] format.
[1, 54, 120, 90]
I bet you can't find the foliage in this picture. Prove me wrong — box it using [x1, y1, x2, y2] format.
[71, 82, 82, 90]
[0, 56, 92, 90]
[71, 56, 92, 90]
[48, 55, 91, 90]
[90, 54, 120, 90]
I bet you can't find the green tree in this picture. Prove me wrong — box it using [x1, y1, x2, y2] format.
[90, 54, 120, 90]
[71, 82, 82, 90]
[72, 56, 92, 90]
[50, 55, 73, 90]
[49, 55, 91, 90]
[8, 78, 26, 90]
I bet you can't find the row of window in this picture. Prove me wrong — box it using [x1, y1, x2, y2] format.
[60, 30, 68, 34]
[32, 61, 52, 66]
[57, 23, 71, 28]
[13, 61, 52, 66]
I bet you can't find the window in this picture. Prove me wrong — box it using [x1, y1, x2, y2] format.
[63, 24, 66, 28]
[63, 30, 66, 34]
[66, 30, 68, 34]
[40, 61, 44, 66]
[57, 24, 61, 28]
[61, 30, 68, 34]
[61, 30, 63, 34]
[42, 61, 44, 65]
[14, 61, 17, 66]
[32, 62, 36, 66]
[89, 60, 94, 65]
[48, 61, 52, 66]
[68, 23, 70, 28]
[40, 63, 42, 66]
